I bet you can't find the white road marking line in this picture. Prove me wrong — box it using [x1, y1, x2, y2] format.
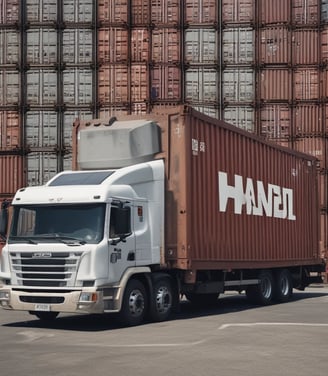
[218, 322, 328, 330]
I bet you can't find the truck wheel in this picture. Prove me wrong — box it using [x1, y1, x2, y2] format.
[34, 311, 59, 321]
[273, 269, 293, 303]
[149, 278, 173, 322]
[246, 270, 274, 305]
[120, 279, 147, 326]
[185, 293, 219, 306]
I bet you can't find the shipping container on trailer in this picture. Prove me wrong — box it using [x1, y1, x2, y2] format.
[319, 172, 327, 210]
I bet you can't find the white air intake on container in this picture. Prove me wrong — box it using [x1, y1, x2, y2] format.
[77, 119, 161, 170]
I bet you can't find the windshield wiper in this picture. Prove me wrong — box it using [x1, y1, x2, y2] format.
[33, 234, 86, 245]
[8, 236, 38, 244]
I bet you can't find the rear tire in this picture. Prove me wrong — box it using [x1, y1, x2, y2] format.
[149, 278, 173, 322]
[120, 279, 147, 326]
[273, 269, 293, 303]
[246, 270, 274, 305]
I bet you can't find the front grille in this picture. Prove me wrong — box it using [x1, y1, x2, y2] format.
[10, 251, 83, 287]
[19, 296, 65, 304]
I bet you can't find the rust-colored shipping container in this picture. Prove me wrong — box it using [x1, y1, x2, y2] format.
[222, 0, 254, 24]
[0, 110, 21, 150]
[163, 108, 320, 270]
[0, 155, 25, 195]
[260, 69, 291, 101]
[260, 27, 290, 65]
[293, 104, 323, 136]
[295, 137, 327, 170]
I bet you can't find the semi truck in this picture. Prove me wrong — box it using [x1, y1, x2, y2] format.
[0, 106, 325, 325]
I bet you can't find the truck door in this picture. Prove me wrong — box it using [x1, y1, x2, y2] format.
[108, 202, 136, 283]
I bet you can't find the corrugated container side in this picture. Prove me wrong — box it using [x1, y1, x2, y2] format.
[152, 28, 180, 63]
[185, 68, 219, 103]
[151, 65, 181, 101]
[222, 68, 255, 103]
[131, 29, 150, 62]
[260, 0, 290, 25]
[98, 64, 129, 104]
[260, 69, 291, 101]
[193, 105, 219, 119]
[223, 105, 255, 132]
[185, 29, 218, 64]
[131, 64, 148, 101]
[164, 108, 320, 269]
[0, 30, 19, 65]
[320, 213, 328, 255]
[223, 27, 254, 65]
[294, 104, 323, 136]
[294, 68, 320, 100]
[63, 0, 93, 23]
[259, 27, 290, 65]
[319, 172, 327, 210]
[322, 0, 328, 22]
[98, 28, 129, 63]
[295, 137, 327, 170]
[0, 70, 20, 105]
[0, 155, 25, 194]
[63, 109, 93, 148]
[292, 0, 318, 25]
[98, 105, 130, 119]
[26, 69, 57, 105]
[0, 0, 19, 24]
[222, 0, 254, 24]
[185, 0, 217, 24]
[151, 0, 180, 24]
[293, 29, 319, 65]
[63, 68, 93, 105]
[322, 27, 328, 63]
[325, 103, 328, 135]
[26, 151, 59, 186]
[26, 0, 57, 22]
[0, 110, 21, 150]
[260, 104, 291, 139]
[97, 0, 128, 24]
[26, 29, 57, 65]
[324, 68, 328, 98]
[25, 111, 58, 148]
[131, 0, 150, 25]
[62, 29, 93, 64]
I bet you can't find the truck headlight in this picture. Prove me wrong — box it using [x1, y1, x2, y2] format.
[0, 291, 10, 300]
[79, 292, 98, 303]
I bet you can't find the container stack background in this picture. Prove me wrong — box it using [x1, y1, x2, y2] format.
[0, 0, 327, 255]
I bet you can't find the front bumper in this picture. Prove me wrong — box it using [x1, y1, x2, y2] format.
[0, 286, 121, 314]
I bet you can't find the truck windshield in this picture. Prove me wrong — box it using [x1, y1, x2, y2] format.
[8, 203, 106, 244]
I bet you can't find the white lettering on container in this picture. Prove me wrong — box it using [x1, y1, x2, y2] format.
[218, 172, 296, 220]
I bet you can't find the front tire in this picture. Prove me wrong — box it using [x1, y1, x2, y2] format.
[120, 279, 147, 326]
[149, 278, 173, 322]
[246, 270, 274, 305]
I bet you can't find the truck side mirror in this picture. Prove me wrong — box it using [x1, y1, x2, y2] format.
[110, 205, 131, 245]
[0, 200, 9, 239]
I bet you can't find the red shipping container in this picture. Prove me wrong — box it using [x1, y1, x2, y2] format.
[260, 69, 291, 101]
[260, 27, 290, 64]
[185, 0, 217, 24]
[98, 0, 128, 24]
[260, 104, 291, 139]
[0, 110, 21, 150]
[293, 104, 323, 136]
[131, 0, 150, 25]
[292, 0, 319, 25]
[131, 64, 148, 101]
[98, 64, 129, 104]
[294, 68, 320, 100]
[152, 28, 180, 63]
[0, 155, 25, 195]
[222, 0, 254, 24]
[260, 0, 290, 25]
[131, 29, 150, 62]
[319, 173, 327, 210]
[322, 27, 328, 63]
[98, 28, 128, 63]
[151, 65, 181, 101]
[293, 29, 319, 65]
[151, 0, 180, 24]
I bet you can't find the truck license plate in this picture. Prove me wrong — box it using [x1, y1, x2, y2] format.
[35, 304, 51, 311]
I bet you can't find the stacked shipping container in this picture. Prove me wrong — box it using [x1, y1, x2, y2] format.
[0, 0, 327, 253]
